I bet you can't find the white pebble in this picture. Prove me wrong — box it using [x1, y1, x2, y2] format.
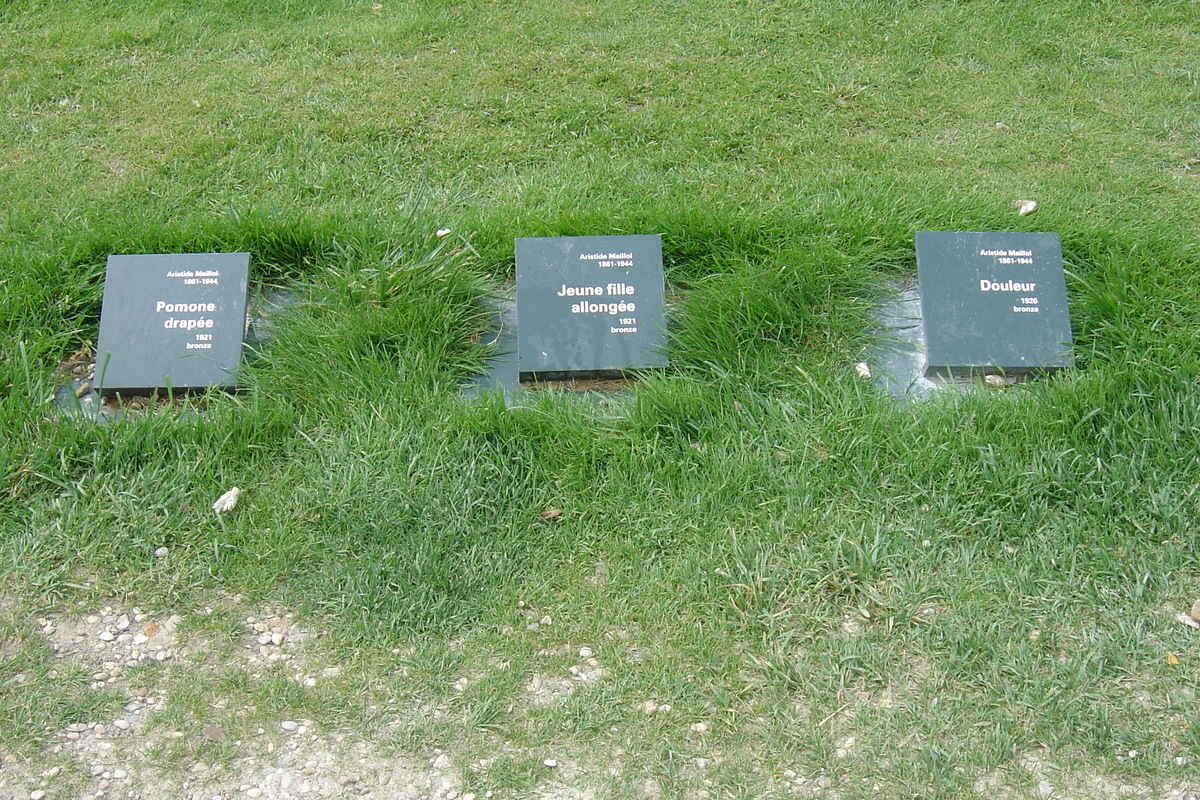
[154, 547, 169, 558]
[578, 647, 593, 658]
[212, 486, 241, 513]
[543, 759, 558, 768]
[281, 721, 299, 732]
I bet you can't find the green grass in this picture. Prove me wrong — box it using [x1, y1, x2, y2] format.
[2, 0, 1199, 796]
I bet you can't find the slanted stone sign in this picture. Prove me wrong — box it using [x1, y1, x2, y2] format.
[94, 252, 251, 394]
[514, 234, 666, 379]
[917, 231, 1073, 377]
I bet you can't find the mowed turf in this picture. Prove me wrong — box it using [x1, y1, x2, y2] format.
[1, 1, 1199, 797]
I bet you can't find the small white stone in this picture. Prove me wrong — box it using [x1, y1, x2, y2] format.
[31, 791, 47, 800]
[113, 719, 130, 731]
[578, 647, 593, 658]
[113, 769, 127, 779]
[855, 362, 871, 379]
[133, 634, 149, 645]
[432, 754, 450, 770]
[154, 546, 169, 558]
[691, 722, 708, 733]
[212, 486, 241, 513]
[98, 631, 115, 642]
[271, 632, 284, 646]
[543, 759, 558, 768]
[281, 721, 299, 732]
[258, 633, 273, 645]
[836, 735, 857, 758]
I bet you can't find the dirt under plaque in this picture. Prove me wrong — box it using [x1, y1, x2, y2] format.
[94, 252, 250, 394]
[514, 234, 666, 380]
[917, 231, 1073, 377]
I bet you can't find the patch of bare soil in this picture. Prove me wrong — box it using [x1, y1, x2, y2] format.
[4, 600, 1197, 800]
[0, 603, 609, 800]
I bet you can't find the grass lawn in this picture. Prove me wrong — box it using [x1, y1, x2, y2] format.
[2, 0, 1199, 797]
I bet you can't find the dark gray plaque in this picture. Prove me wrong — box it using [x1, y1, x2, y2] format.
[94, 253, 250, 394]
[515, 234, 666, 378]
[917, 232, 1072, 376]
